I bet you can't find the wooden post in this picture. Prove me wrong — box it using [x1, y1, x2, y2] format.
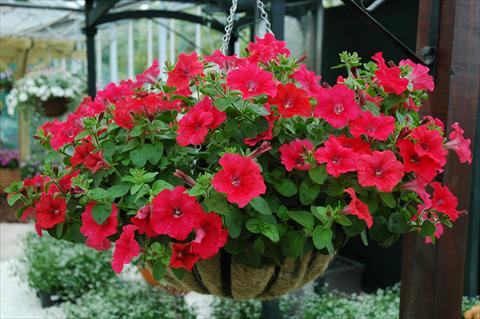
[400, 0, 480, 318]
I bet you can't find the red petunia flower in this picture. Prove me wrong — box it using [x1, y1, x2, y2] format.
[343, 187, 373, 228]
[131, 204, 156, 238]
[425, 223, 444, 244]
[136, 59, 160, 85]
[397, 139, 442, 183]
[97, 80, 136, 105]
[268, 83, 312, 118]
[243, 104, 277, 146]
[150, 186, 203, 240]
[290, 64, 322, 97]
[444, 122, 472, 164]
[191, 97, 226, 129]
[430, 182, 460, 221]
[247, 33, 290, 64]
[279, 139, 314, 172]
[313, 84, 361, 128]
[410, 125, 447, 166]
[401, 178, 431, 207]
[167, 52, 204, 90]
[372, 52, 408, 95]
[349, 111, 395, 141]
[204, 50, 243, 71]
[399, 59, 434, 91]
[35, 193, 66, 230]
[192, 213, 228, 259]
[75, 96, 106, 118]
[170, 242, 200, 271]
[113, 98, 135, 130]
[314, 136, 357, 177]
[212, 154, 266, 208]
[112, 225, 141, 274]
[226, 63, 277, 99]
[176, 109, 213, 147]
[422, 115, 445, 131]
[336, 135, 372, 155]
[356, 150, 404, 192]
[80, 202, 119, 251]
[42, 115, 83, 150]
[71, 140, 108, 173]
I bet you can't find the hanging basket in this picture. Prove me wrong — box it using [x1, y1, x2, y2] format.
[0, 168, 20, 193]
[40, 97, 69, 117]
[145, 251, 333, 300]
[138, 266, 189, 296]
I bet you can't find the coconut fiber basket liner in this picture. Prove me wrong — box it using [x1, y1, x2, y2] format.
[148, 251, 333, 300]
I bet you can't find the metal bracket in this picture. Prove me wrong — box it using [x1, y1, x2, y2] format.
[340, 0, 436, 67]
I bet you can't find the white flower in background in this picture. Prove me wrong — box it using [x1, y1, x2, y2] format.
[5, 69, 86, 115]
[18, 92, 28, 102]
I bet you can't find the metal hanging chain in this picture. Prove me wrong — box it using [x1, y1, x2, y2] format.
[255, 0, 273, 35]
[221, 0, 238, 55]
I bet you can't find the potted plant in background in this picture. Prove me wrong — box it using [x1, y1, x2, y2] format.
[0, 148, 19, 192]
[0, 67, 14, 92]
[6, 34, 472, 300]
[6, 70, 85, 117]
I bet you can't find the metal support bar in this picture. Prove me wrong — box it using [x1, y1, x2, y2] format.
[340, 0, 428, 65]
[95, 10, 225, 33]
[270, 0, 286, 39]
[86, 0, 119, 27]
[85, 0, 97, 97]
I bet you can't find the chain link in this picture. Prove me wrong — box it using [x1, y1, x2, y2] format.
[221, 0, 273, 54]
[221, 0, 238, 55]
[256, 0, 273, 35]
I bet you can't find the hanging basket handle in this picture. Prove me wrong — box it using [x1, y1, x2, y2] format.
[221, 0, 274, 55]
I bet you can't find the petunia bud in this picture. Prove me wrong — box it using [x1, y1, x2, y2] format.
[248, 141, 272, 159]
[173, 169, 197, 187]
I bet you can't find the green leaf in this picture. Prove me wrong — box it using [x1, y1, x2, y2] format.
[311, 206, 331, 225]
[309, 166, 328, 185]
[312, 225, 333, 254]
[379, 192, 396, 208]
[421, 220, 436, 237]
[261, 224, 280, 242]
[130, 125, 144, 137]
[225, 207, 243, 238]
[108, 184, 130, 198]
[360, 230, 369, 246]
[288, 210, 315, 231]
[205, 192, 230, 215]
[326, 181, 344, 196]
[130, 146, 148, 167]
[273, 178, 297, 197]
[335, 214, 352, 226]
[7, 193, 22, 206]
[91, 203, 112, 224]
[387, 212, 411, 234]
[129, 144, 164, 167]
[145, 143, 164, 165]
[15, 206, 28, 219]
[245, 218, 262, 233]
[253, 237, 265, 253]
[299, 180, 320, 205]
[249, 104, 270, 116]
[281, 231, 305, 258]
[151, 180, 174, 195]
[250, 197, 272, 215]
[151, 261, 167, 280]
[89, 188, 110, 201]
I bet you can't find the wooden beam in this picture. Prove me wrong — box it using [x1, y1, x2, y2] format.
[400, 0, 480, 317]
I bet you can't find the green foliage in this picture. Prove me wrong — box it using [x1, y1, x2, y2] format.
[22, 232, 115, 301]
[62, 281, 195, 319]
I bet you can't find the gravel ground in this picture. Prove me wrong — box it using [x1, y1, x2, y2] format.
[0, 260, 65, 319]
[0, 223, 212, 319]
